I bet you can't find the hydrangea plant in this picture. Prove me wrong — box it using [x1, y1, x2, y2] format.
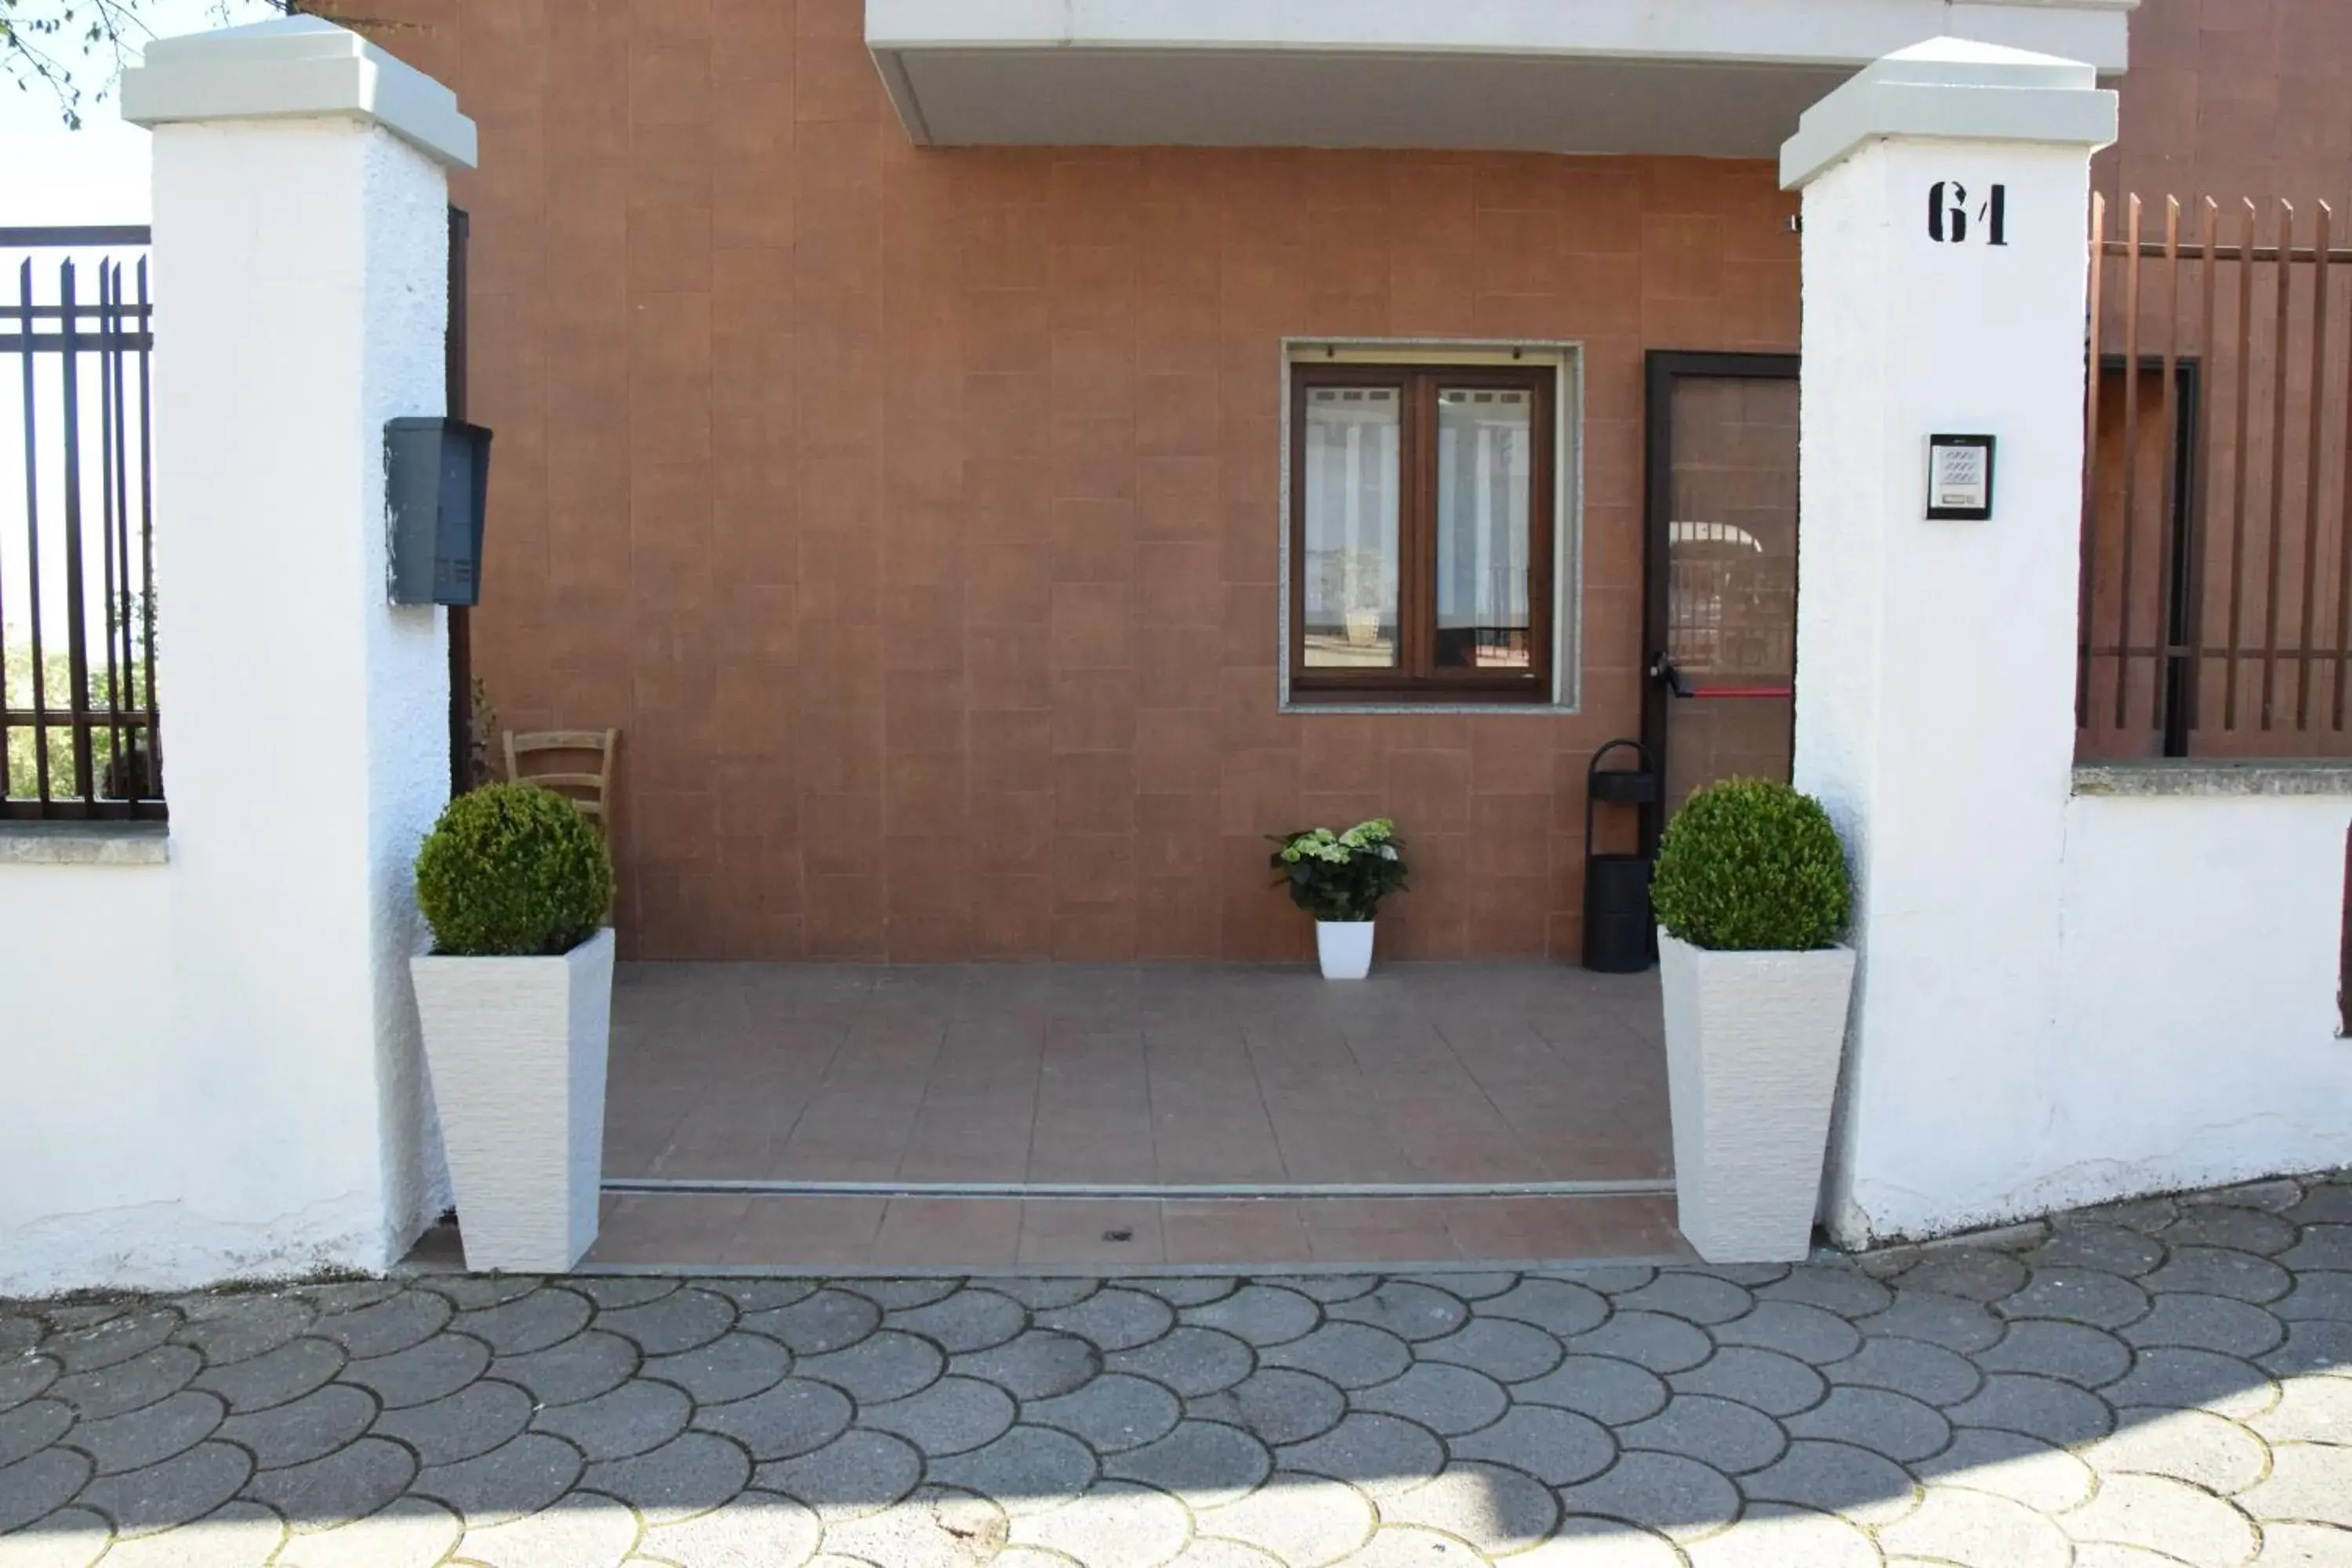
[1269, 818, 1410, 924]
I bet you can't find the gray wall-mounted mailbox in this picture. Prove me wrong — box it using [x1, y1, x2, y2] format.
[387, 416, 493, 605]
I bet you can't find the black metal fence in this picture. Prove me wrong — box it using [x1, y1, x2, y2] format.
[2, 226, 162, 818]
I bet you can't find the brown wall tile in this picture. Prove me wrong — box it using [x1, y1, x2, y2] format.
[397, 0, 2307, 960]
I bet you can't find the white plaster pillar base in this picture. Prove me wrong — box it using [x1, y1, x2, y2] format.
[1783, 41, 2117, 1247]
[115, 19, 478, 1281]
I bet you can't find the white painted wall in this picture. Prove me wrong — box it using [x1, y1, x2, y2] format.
[0, 21, 472, 1297]
[1791, 43, 2350, 1245]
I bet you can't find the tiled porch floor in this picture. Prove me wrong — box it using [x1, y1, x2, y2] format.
[603, 962, 1673, 1189]
[561, 962, 1687, 1272]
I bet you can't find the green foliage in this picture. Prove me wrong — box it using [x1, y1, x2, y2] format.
[1651, 779, 1850, 952]
[1269, 818, 1409, 923]
[5, 643, 157, 802]
[415, 782, 612, 957]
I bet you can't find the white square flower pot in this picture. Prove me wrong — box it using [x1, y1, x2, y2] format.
[1659, 928, 1856, 1264]
[412, 926, 615, 1272]
[1316, 920, 1375, 979]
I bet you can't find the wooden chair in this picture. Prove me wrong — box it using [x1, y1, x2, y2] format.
[504, 731, 621, 924]
[503, 729, 619, 830]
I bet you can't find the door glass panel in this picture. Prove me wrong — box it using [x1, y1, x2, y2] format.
[1436, 388, 1535, 669]
[1301, 387, 1401, 669]
[1664, 376, 1799, 812]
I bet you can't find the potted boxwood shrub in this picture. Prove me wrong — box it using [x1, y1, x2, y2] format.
[411, 783, 616, 1272]
[1271, 819, 1407, 979]
[1650, 779, 1854, 1264]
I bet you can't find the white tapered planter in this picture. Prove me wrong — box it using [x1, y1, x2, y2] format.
[1660, 929, 1856, 1263]
[412, 927, 615, 1271]
[1316, 920, 1375, 979]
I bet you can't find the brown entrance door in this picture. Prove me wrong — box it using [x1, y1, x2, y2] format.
[1642, 352, 1802, 823]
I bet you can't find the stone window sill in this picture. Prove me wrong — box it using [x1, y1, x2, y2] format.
[2072, 760, 2352, 797]
[0, 821, 171, 866]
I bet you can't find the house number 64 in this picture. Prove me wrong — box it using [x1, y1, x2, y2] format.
[1929, 181, 2009, 246]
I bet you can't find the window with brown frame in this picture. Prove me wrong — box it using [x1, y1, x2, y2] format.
[1288, 363, 1556, 704]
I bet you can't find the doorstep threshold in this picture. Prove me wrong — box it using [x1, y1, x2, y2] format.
[602, 1176, 1676, 1201]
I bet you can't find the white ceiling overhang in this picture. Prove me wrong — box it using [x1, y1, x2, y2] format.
[867, 0, 2136, 158]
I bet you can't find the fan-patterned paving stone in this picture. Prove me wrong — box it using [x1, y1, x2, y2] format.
[1681, 1502, 1881, 1568]
[450, 1285, 593, 1356]
[1182, 1285, 1321, 1348]
[885, 1289, 1027, 1355]
[1191, 1367, 1349, 1446]
[928, 1425, 1101, 1514]
[1513, 1355, 1671, 1425]
[1381, 1461, 1560, 1556]
[1555, 1449, 1742, 1542]
[1009, 1477, 1192, 1567]
[1025, 1371, 1183, 1453]
[41, 1308, 181, 1375]
[0, 1356, 60, 1415]
[490, 1328, 637, 1407]
[860, 1375, 1018, 1456]
[951, 1329, 1100, 1401]
[1264, 1323, 1417, 1388]
[1563, 1311, 1713, 1374]
[1352, 1361, 1508, 1435]
[644, 1330, 793, 1404]
[740, 1289, 881, 1356]
[1327, 1280, 1473, 1341]
[409, 1432, 581, 1529]
[1609, 1272, 1752, 1326]
[689, 1376, 854, 1461]
[532, 1377, 694, 1460]
[216, 1381, 375, 1470]
[1912, 1427, 2096, 1512]
[824, 1482, 1011, 1566]
[1788, 1384, 1955, 1461]
[1999, 1267, 2153, 1329]
[1454, 1402, 1616, 1485]
[754, 1428, 924, 1520]
[1109, 1324, 1254, 1396]
[598, 1287, 737, 1356]
[8, 1167, 2352, 1566]
[1740, 1438, 1920, 1526]
[307, 1290, 449, 1360]
[2060, 1471, 2259, 1568]
[1853, 1289, 2006, 1353]
[1475, 1279, 1611, 1337]
[1618, 1392, 1786, 1475]
[1193, 1472, 1378, 1566]
[170, 1295, 314, 1367]
[0, 1446, 93, 1534]
[1033, 1287, 1176, 1352]
[2024, 1221, 2169, 1277]
[1103, 1418, 1275, 1508]
[57, 1344, 205, 1419]
[2090, 1405, 2272, 1494]
[337, 1330, 489, 1409]
[1946, 1370, 2115, 1444]
[1671, 1344, 1827, 1415]
[371, 1377, 533, 1466]
[1899, 1250, 2031, 1303]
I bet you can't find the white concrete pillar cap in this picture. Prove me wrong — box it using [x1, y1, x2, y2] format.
[1780, 35, 2116, 191]
[122, 16, 477, 169]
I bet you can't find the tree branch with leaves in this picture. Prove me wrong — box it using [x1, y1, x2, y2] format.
[2, 0, 397, 127]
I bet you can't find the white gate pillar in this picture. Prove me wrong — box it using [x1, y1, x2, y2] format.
[121, 20, 477, 1274]
[1782, 41, 2117, 1246]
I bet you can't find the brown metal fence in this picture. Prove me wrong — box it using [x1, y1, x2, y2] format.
[2081, 194, 2352, 760]
[2, 227, 163, 818]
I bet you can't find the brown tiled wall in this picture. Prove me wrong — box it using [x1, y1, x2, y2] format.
[365, 0, 1802, 960]
[2102, 0, 2352, 209]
